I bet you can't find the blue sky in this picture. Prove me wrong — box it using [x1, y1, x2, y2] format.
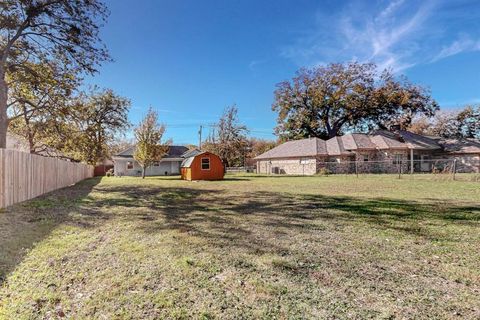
[85, 0, 480, 145]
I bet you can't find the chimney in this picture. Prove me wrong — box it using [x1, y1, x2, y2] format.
[390, 124, 401, 132]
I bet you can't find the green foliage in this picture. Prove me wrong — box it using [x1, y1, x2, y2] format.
[7, 61, 78, 154]
[26, 87, 131, 164]
[272, 62, 438, 139]
[134, 108, 170, 178]
[0, 0, 111, 147]
[317, 167, 331, 176]
[71, 88, 131, 165]
[106, 169, 114, 177]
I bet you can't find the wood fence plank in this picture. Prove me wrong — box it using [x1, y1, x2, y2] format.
[0, 150, 94, 208]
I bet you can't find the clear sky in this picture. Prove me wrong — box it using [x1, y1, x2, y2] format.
[85, 0, 480, 145]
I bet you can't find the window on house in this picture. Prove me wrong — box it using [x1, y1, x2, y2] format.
[153, 161, 160, 167]
[361, 155, 369, 162]
[127, 161, 134, 170]
[328, 157, 341, 163]
[201, 158, 210, 170]
[393, 154, 402, 165]
[300, 158, 309, 165]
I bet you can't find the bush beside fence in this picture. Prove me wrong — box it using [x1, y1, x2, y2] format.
[0, 149, 94, 208]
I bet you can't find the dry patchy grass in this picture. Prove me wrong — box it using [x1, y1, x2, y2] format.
[0, 174, 479, 319]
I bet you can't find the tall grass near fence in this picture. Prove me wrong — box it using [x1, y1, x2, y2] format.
[0, 149, 94, 208]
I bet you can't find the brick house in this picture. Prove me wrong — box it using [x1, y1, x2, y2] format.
[255, 130, 480, 175]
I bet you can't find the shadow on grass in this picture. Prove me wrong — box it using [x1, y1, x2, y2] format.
[3, 178, 478, 283]
[0, 177, 103, 283]
[88, 184, 480, 250]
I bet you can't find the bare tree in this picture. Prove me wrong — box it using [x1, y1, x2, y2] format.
[204, 105, 248, 167]
[409, 105, 480, 139]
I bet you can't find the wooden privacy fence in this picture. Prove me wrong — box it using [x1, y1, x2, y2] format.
[0, 149, 94, 208]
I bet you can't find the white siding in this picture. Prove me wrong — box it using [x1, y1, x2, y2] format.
[113, 158, 182, 176]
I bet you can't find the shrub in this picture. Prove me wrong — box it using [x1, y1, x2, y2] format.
[317, 167, 331, 176]
[106, 168, 114, 177]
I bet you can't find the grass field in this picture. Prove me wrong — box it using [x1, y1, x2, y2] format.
[1, 174, 479, 319]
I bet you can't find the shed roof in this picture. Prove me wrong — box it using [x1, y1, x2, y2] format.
[254, 138, 327, 160]
[181, 148, 203, 158]
[181, 151, 217, 168]
[181, 156, 196, 168]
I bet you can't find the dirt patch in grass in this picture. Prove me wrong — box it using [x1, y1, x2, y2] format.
[0, 175, 479, 319]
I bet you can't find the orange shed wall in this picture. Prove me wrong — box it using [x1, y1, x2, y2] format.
[190, 153, 224, 180]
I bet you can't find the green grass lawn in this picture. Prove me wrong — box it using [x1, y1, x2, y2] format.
[1, 174, 479, 319]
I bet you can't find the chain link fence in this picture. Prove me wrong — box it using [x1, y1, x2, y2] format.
[247, 158, 480, 181]
[319, 158, 480, 181]
[226, 166, 256, 173]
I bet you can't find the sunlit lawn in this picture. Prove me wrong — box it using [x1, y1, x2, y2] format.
[1, 174, 479, 319]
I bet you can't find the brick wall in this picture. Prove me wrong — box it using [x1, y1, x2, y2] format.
[257, 157, 317, 175]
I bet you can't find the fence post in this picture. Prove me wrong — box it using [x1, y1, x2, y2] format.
[452, 158, 457, 181]
[397, 160, 401, 179]
[410, 149, 414, 174]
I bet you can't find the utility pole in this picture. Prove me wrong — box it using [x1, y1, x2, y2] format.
[198, 125, 203, 150]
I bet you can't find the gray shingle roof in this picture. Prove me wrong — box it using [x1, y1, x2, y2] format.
[341, 133, 377, 150]
[397, 130, 441, 150]
[254, 131, 479, 160]
[114, 145, 189, 158]
[369, 130, 408, 149]
[326, 136, 353, 156]
[254, 138, 327, 160]
[438, 138, 480, 154]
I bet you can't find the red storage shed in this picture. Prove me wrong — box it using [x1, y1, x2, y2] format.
[181, 151, 224, 181]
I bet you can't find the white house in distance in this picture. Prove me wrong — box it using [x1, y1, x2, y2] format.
[112, 145, 191, 176]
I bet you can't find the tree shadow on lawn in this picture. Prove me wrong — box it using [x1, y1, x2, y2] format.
[0, 177, 104, 283]
[89, 184, 480, 249]
[4, 179, 476, 283]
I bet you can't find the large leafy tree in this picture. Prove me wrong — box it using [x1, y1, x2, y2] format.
[0, 0, 110, 148]
[204, 105, 248, 167]
[70, 88, 130, 164]
[272, 62, 438, 139]
[7, 61, 78, 153]
[11, 87, 130, 164]
[134, 108, 170, 179]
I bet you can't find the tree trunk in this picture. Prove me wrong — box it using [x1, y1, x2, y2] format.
[142, 167, 145, 179]
[0, 67, 8, 148]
